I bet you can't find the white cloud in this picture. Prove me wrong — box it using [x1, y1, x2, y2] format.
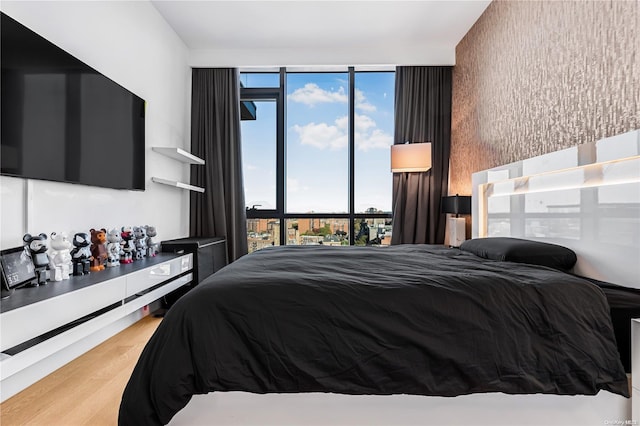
[355, 89, 377, 112]
[292, 114, 392, 152]
[289, 83, 347, 106]
[292, 122, 348, 150]
[332, 114, 376, 133]
[244, 163, 258, 171]
[335, 116, 348, 130]
[288, 84, 379, 113]
[356, 128, 393, 152]
[355, 114, 376, 132]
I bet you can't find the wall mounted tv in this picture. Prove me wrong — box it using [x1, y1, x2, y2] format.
[1, 12, 146, 190]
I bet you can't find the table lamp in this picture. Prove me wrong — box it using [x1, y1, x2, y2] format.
[390, 142, 432, 173]
[441, 195, 471, 247]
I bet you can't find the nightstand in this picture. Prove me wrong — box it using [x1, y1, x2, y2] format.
[158, 237, 228, 311]
[161, 237, 228, 285]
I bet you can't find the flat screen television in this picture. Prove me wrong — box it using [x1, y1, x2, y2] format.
[1, 12, 146, 190]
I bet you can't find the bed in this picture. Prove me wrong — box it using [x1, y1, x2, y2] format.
[119, 130, 639, 425]
[119, 243, 629, 425]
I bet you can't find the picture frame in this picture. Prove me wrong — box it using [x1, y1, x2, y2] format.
[0, 246, 37, 291]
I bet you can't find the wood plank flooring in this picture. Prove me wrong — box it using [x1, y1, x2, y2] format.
[0, 315, 162, 426]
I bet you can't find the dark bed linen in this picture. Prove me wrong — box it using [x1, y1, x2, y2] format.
[119, 245, 629, 425]
[583, 277, 640, 372]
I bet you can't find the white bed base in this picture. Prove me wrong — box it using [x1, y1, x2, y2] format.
[170, 130, 639, 425]
[170, 391, 630, 426]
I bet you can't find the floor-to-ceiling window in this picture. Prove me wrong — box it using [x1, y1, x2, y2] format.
[241, 68, 394, 252]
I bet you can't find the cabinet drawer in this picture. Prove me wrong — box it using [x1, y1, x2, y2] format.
[125, 254, 192, 297]
[633, 319, 639, 391]
[124, 273, 192, 316]
[0, 276, 126, 352]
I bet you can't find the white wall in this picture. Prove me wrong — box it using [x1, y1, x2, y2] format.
[0, 1, 191, 249]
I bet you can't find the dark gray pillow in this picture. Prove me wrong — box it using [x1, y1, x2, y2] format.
[459, 237, 577, 271]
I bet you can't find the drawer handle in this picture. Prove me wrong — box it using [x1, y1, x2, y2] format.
[150, 264, 171, 277]
[181, 257, 191, 271]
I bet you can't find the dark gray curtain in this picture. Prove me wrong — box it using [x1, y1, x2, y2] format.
[391, 66, 452, 245]
[190, 68, 248, 261]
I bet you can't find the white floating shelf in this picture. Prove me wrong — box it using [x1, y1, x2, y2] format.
[152, 147, 205, 165]
[151, 177, 205, 193]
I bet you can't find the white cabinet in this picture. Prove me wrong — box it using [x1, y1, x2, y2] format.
[633, 318, 639, 423]
[0, 253, 192, 402]
[125, 254, 190, 297]
[152, 147, 205, 192]
[0, 276, 127, 352]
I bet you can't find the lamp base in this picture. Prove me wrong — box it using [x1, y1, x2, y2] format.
[448, 217, 466, 248]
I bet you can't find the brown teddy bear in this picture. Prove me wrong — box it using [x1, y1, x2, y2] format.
[89, 228, 108, 272]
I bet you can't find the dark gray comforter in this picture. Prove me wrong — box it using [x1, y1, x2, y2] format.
[119, 245, 629, 425]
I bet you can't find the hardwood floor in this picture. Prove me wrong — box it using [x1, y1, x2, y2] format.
[0, 315, 162, 426]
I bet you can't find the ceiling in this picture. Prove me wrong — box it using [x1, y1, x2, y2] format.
[151, 1, 491, 59]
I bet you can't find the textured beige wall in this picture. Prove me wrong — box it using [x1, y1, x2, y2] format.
[450, 0, 639, 195]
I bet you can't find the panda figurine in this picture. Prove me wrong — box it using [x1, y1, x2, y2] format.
[120, 226, 135, 264]
[70, 232, 92, 275]
[23, 233, 49, 285]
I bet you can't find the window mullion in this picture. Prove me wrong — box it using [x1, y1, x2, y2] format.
[348, 67, 355, 245]
[278, 67, 286, 245]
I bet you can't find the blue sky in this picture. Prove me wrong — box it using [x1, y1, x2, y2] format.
[241, 72, 395, 213]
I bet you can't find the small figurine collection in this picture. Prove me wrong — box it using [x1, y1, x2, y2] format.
[20, 225, 158, 286]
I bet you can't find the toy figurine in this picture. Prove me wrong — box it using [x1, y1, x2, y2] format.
[48, 232, 73, 281]
[106, 228, 123, 267]
[70, 232, 92, 275]
[145, 225, 158, 257]
[23, 233, 49, 285]
[120, 226, 135, 264]
[89, 228, 108, 272]
[133, 226, 147, 260]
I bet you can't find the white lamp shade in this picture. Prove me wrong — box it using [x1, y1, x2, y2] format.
[390, 143, 432, 172]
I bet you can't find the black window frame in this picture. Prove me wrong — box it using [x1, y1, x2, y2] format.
[241, 67, 393, 246]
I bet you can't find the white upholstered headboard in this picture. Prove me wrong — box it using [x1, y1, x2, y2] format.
[472, 129, 640, 289]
